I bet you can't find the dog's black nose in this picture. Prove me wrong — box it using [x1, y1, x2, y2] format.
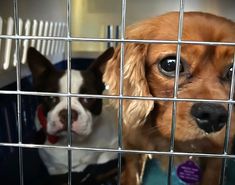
[191, 103, 227, 133]
[59, 109, 78, 126]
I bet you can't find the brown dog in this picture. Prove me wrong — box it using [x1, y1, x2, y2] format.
[103, 12, 235, 185]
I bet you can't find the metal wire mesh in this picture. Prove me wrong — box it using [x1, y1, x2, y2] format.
[0, 0, 235, 185]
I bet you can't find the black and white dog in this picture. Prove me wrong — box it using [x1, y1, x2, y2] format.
[27, 47, 117, 184]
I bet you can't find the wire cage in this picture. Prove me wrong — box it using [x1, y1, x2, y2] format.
[1, 0, 235, 185]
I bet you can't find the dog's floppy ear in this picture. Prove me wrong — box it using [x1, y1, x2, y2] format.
[103, 43, 154, 127]
[88, 47, 114, 78]
[27, 47, 56, 79]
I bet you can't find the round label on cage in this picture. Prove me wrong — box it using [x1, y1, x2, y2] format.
[176, 160, 201, 184]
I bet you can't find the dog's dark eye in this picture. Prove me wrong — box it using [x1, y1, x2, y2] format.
[158, 56, 184, 77]
[80, 98, 96, 108]
[43, 96, 59, 111]
[224, 65, 233, 81]
[47, 96, 59, 104]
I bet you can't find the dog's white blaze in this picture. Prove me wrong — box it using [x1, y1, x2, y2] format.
[46, 70, 93, 137]
[59, 70, 83, 93]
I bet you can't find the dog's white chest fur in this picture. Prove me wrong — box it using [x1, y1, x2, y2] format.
[39, 106, 117, 175]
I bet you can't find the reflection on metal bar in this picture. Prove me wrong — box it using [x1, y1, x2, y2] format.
[13, 18, 23, 66]
[13, 1, 23, 185]
[2, 34, 235, 47]
[167, 1, 185, 185]
[1, 142, 235, 160]
[66, 1, 72, 185]
[117, 0, 127, 185]
[0, 89, 235, 105]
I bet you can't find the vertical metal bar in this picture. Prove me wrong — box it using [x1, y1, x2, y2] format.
[118, 0, 127, 185]
[13, 0, 23, 185]
[66, 1, 72, 185]
[107, 25, 113, 48]
[219, 53, 235, 185]
[167, 0, 185, 184]
[119, 0, 126, 150]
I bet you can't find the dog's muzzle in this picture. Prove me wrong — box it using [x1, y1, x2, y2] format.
[191, 103, 227, 133]
[59, 109, 78, 129]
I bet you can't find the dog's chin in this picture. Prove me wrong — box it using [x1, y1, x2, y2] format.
[55, 130, 90, 141]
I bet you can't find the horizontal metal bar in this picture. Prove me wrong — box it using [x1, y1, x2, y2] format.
[0, 90, 234, 104]
[0, 142, 235, 159]
[1, 34, 235, 46]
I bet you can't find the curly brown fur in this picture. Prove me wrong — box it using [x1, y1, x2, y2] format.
[103, 12, 235, 185]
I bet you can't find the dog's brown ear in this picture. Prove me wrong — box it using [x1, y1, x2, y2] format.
[26, 47, 56, 79]
[103, 43, 154, 127]
[88, 47, 114, 77]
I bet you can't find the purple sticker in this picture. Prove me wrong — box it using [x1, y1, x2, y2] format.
[176, 160, 201, 184]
